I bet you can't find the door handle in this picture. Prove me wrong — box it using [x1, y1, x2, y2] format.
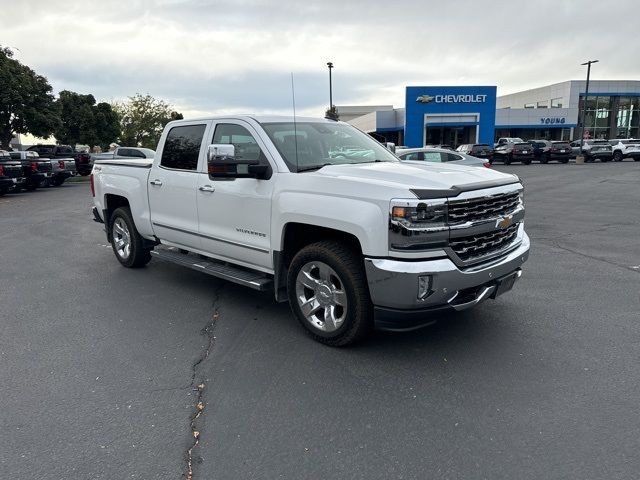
[150, 179, 163, 186]
[199, 185, 215, 192]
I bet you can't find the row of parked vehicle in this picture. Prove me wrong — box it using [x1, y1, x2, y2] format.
[0, 144, 156, 197]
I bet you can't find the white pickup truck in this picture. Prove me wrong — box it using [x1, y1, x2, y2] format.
[91, 116, 530, 346]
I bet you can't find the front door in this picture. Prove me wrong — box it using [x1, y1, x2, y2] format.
[196, 121, 274, 272]
[148, 122, 208, 250]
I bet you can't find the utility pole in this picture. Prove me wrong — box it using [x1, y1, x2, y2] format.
[578, 60, 599, 154]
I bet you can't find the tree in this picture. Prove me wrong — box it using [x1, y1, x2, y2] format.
[54, 90, 120, 150]
[114, 94, 183, 149]
[0, 47, 60, 149]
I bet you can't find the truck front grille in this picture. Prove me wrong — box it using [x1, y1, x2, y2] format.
[448, 191, 520, 224]
[450, 223, 520, 262]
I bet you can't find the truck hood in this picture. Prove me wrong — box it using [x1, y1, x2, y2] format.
[311, 161, 519, 197]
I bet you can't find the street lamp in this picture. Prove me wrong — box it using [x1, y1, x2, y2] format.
[578, 59, 599, 154]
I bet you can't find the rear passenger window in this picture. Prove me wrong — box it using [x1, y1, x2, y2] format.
[161, 125, 206, 170]
[424, 152, 444, 162]
[400, 152, 423, 161]
[445, 153, 464, 162]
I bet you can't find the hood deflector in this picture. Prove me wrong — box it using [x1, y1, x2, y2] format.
[411, 177, 520, 199]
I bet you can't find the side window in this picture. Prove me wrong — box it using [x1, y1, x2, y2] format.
[212, 123, 265, 163]
[160, 124, 206, 170]
[129, 149, 145, 158]
[445, 153, 464, 162]
[424, 152, 443, 163]
[400, 152, 423, 161]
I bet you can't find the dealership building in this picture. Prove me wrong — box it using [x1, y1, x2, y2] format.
[341, 80, 640, 147]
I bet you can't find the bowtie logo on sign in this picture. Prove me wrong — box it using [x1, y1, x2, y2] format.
[416, 94, 487, 104]
[540, 117, 566, 125]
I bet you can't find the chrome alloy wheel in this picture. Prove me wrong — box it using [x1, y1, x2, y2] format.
[112, 217, 132, 260]
[295, 261, 348, 333]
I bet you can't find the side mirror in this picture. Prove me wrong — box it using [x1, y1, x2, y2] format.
[385, 142, 396, 153]
[206, 144, 268, 179]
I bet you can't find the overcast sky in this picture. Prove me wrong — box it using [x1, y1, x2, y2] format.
[4, 0, 639, 118]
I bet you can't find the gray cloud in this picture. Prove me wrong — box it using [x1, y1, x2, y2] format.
[4, 0, 639, 117]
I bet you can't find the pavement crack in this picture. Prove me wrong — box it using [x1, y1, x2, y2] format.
[536, 239, 639, 273]
[184, 285, 224, 480]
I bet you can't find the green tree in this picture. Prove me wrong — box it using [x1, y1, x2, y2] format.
[54, 90, 120, 150]
[114, 94, 183, 149]
[0, 47, 60, 149]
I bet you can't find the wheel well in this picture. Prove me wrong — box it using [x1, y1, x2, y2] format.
[282, 223, 362, 264]
[104, 194, 130, 241]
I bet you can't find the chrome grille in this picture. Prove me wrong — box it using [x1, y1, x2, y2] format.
[450, 223, 520, 262]
[448, 191, 520, 224]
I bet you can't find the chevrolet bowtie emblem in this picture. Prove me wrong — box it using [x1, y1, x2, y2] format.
[496, 216, 514, 229]
[416, 95, 435, 103]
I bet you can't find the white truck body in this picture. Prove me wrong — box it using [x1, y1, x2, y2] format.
[91, 116, 530, 344]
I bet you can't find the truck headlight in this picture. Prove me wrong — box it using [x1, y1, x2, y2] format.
[390, 200, 447, 230]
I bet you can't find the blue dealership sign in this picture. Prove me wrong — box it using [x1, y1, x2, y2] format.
[405, 86, 497, 147]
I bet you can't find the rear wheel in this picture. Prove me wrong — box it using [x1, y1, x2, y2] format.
[287, 241, 373, 346]
[51, 177, 65, 187]
[613, 151, 623, 162]
[109, 207, 152, 268]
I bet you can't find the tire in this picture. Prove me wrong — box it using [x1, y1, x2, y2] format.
[109, 207, 152, 268]
[613, 151, 623, 162]
[504, 156, 512, 165]
[51, 177, 64, 187]
[560, 158, 569, 164]
[287, 241, 373, 346]
[523, 158, 532, 165]
[0, 188, 7, 197]
[540, 157, 548, 164]
[24, 182, 38, 192]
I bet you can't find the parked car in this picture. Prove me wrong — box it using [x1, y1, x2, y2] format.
[456, 143, 494, 161]
[92, 147, 156, 161]
[0, 150, 27, 195]
[526, 140, 571, 163]
[91, 115, 529, 346]
[425, 144, 453, 150]
[26, 144, 92, 175]
[492, 142, 533, 164]
[396, 147, 490, 168]
[608, 139, 640, 162]
[495, 137, 524, 148]
[569, 140, 613, 162]
[8, 150, 53, 190]
[10, 150, 74, 187]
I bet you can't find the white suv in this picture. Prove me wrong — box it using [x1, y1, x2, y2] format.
[608, 139, 640, 162]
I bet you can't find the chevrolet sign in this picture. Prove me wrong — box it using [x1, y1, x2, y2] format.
[416, 94, 487, 104]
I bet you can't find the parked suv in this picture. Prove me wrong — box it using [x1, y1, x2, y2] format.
[608, 139, 640, 162]
[527, 140, 571, 163]
[493, 142, 533, 164]
[569, 140, 613, 162]
[495, 137, 524, 148]
[456, 143, 494, 161]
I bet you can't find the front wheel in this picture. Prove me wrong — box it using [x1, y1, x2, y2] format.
[109, 207, 152, 268]
[287, 241, 373, 346]
[613, 151, 623, 162]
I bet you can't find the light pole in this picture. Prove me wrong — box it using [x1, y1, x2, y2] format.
[327, 61, 334, 113]
[578, 59, 598, 154]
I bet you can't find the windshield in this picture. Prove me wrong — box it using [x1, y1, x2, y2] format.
[261, 122, 398, 172]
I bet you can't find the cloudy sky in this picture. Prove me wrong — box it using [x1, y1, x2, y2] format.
[4, 0, 639, 118]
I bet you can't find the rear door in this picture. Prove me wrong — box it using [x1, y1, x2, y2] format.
[148, 122, 209, 250]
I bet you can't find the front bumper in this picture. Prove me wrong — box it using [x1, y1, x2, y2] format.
[365, 232, 530, 330]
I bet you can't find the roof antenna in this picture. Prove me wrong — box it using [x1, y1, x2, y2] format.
[291, 72, 299, 171]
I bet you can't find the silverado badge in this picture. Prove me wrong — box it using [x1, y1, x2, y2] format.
[416, 95, 435, 103]
[496, 216, 514, 229]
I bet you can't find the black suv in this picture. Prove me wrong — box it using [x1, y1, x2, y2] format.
[456, 143, 494, 161]
[492, 142, 533, 164]
[527, 140, 571, 163]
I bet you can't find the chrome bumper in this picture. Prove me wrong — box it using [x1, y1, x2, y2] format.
[364, 232, 530, 330]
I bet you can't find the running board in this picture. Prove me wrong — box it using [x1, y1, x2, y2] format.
[150, 247, 273, 291]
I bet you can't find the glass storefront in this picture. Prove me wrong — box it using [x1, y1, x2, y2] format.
[579, 95, 640, 139]
[494, 128, 572, 142]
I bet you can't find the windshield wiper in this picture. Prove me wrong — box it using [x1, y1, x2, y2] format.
[296, 163, 332, 173]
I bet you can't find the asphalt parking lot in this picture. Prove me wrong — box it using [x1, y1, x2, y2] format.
[1, 163, 639, 479]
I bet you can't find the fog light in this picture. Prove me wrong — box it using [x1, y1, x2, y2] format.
[418, 275, 432, 300]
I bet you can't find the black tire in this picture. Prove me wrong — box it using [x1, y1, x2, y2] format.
[540, 158, 548, 164]
[0, 188, 7, 197]
[109, 207, 152, 268]
[504, 156, 512, 165]
[560, 158, 569, 164]
[23, 182, 38, 192]
[51, 177, 64, 187]
[287, 241, 373, 346]
[613, 151, 623, 162]
[523, 158, 532, 165]
[488, 157, 494, 165]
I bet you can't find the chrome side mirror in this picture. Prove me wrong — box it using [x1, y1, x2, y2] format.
[385, 142, 396, 153]
[207, 144, 235, 163]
